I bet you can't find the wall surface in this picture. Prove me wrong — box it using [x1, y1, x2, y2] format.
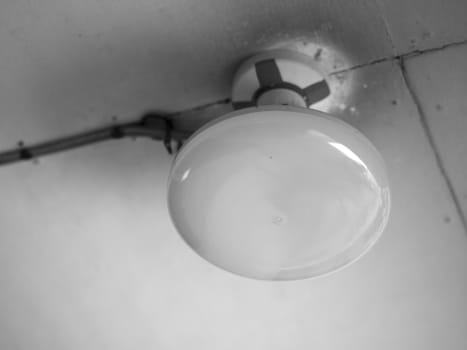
[0, 1, 467, 349]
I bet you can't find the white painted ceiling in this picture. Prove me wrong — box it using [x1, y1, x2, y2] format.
[0, 1, 467, 349]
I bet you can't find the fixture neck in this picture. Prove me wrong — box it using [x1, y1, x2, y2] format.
[231, 49, 330, 110]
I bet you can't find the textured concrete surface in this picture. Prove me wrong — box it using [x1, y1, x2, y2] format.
[0, 1, 466, 349]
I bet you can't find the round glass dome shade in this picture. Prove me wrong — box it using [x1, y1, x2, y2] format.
[167, 106, 390, 280]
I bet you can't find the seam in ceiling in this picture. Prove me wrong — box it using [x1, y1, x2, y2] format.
[181, 39, 467, 116]
[399, 57, 467, 235]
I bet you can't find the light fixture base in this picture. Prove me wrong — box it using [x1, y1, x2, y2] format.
[232, 49, 330, 109]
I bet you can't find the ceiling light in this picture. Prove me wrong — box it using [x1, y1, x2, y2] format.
[0, 49, 390, 281]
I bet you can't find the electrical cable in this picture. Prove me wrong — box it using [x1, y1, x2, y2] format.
[0, 114, 192, 166]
